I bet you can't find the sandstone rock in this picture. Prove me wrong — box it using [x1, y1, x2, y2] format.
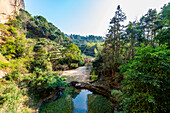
[0, 0, 25, 23]
[0, 70, 7, 79]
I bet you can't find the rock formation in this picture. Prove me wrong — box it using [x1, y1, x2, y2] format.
[0, 0, 25, 23]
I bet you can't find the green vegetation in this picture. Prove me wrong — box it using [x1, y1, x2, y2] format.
[0, 1, 169, 113]
[40, 87, 114, 113]
[0, 80, 30, 113]
[88, 94, 114, 113]
[93, 3, 170, 112]
[61, 43, 84, 69]
[68, 34, 104, 57]
[119, 45, 169, 112]
[68, 34, 104, 46]
[0, 9, 81, 112]
[82, 42, 103, 57]
[39, 87, 75, 113]
[19, 9, 71, 46]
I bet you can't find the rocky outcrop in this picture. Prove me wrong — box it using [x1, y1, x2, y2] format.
[69, 81, 117, 103]
[0, 0, 25, 23]
[0, 70, 6, 79]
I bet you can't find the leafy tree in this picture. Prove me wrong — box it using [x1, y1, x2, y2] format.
[62, 44, 84, 69]
[26, 72, 66, 98]
[69, 34, 104, 56]
[119, 45, 170, 112]
[155, 3, 170, 46]
[18, 9, 71, 46]
[93, 5, 126, 79]
[0, 26, 27, 59]
[66, 43, 81, 55]
[30, 39, 52, 73]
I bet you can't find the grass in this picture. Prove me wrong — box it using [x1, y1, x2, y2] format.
[88, 94, 114, 113]
[39, 87, 74, 113]
[40, 86, 115, 113]
[0, 73, 41, 113]
[0, 80, 33, 113]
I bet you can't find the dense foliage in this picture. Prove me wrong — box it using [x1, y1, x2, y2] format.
[61, 44, 84, 69]
[68, 34, 104, 46]
[19, 9, 72, 46]
[68, 34, 104, 57]
[119, 45, 169, 112]
[0, 2, 169, 113]
[93, 3, 170, 112]
[0, 9, 81, 112]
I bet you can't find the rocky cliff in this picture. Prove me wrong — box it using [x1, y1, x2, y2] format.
[0, 0, 25, 23]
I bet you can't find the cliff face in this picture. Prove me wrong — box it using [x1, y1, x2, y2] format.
[0, 0, 25, 23]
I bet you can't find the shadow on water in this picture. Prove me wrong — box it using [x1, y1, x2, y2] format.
[39, 87, 114, 113]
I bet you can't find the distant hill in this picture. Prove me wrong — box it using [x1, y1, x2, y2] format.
[67, 34, 104, 46]
[67, 34, 104, 57]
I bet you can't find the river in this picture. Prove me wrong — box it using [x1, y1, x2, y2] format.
[39, 87, 114, 113]
[39, 65, 114, 113]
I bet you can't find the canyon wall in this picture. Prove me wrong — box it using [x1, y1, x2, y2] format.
[0, 0, 25, 23]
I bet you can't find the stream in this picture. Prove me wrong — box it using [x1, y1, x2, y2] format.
[72, 89, 92, 113]
[39, 66, 114, 113]
[39, 87, 114, 113]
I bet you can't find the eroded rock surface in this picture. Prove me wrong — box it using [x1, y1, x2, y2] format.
[0, 0, 25, 23]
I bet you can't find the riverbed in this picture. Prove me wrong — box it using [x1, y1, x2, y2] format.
[39, 87, 114, 113]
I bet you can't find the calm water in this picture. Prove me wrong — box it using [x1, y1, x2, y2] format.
[40, 87, 113, 113]
[72, 89, 92, 113]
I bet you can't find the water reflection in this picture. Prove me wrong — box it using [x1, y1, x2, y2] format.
[40, 87, 113, 113]
[72, 89, 92, 113]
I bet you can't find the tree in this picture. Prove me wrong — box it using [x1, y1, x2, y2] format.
[30, 40, 50, 74]
[155, 3, 170, 46]
[62, 44, 84, 69]
[0, 26, 27, 59]
[119, 45, 169, 112]
[96, 5, 126, 76]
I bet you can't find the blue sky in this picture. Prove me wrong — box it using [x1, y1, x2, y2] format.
[24, 0, 169, 36]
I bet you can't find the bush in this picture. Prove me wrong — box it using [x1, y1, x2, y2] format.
[70, 63, 78, 69]
[0, 60, 9, 69]
[77, 55, 85, 66]
[90, 75, 98, 81]
[111, 89, 122, 101]
[25, 71, 66, 98]
[5, 70, 22, 82]
[119, 45, 170, 112]
[0, 80, 30, 113]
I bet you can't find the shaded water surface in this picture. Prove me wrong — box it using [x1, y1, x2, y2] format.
[40, 87, 113, 113]
[72, 89, 92, 113]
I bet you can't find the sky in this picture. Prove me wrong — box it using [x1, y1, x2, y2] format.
[24, 0, 169, 36]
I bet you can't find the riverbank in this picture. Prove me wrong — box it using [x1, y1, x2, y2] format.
[38, 65, 117, 113]
[39, 87, 114, 113]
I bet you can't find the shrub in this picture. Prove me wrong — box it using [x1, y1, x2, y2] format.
[5, 70, 22, 82]
[70, 63, 78, 69]
[0, 80, 30, 113]
[119, 45, 170, 112]
[90, 75, 98, 81]
[0, 60, 9, 69]
[111, 89, 122, 101]
[25, 71, 66, 98]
